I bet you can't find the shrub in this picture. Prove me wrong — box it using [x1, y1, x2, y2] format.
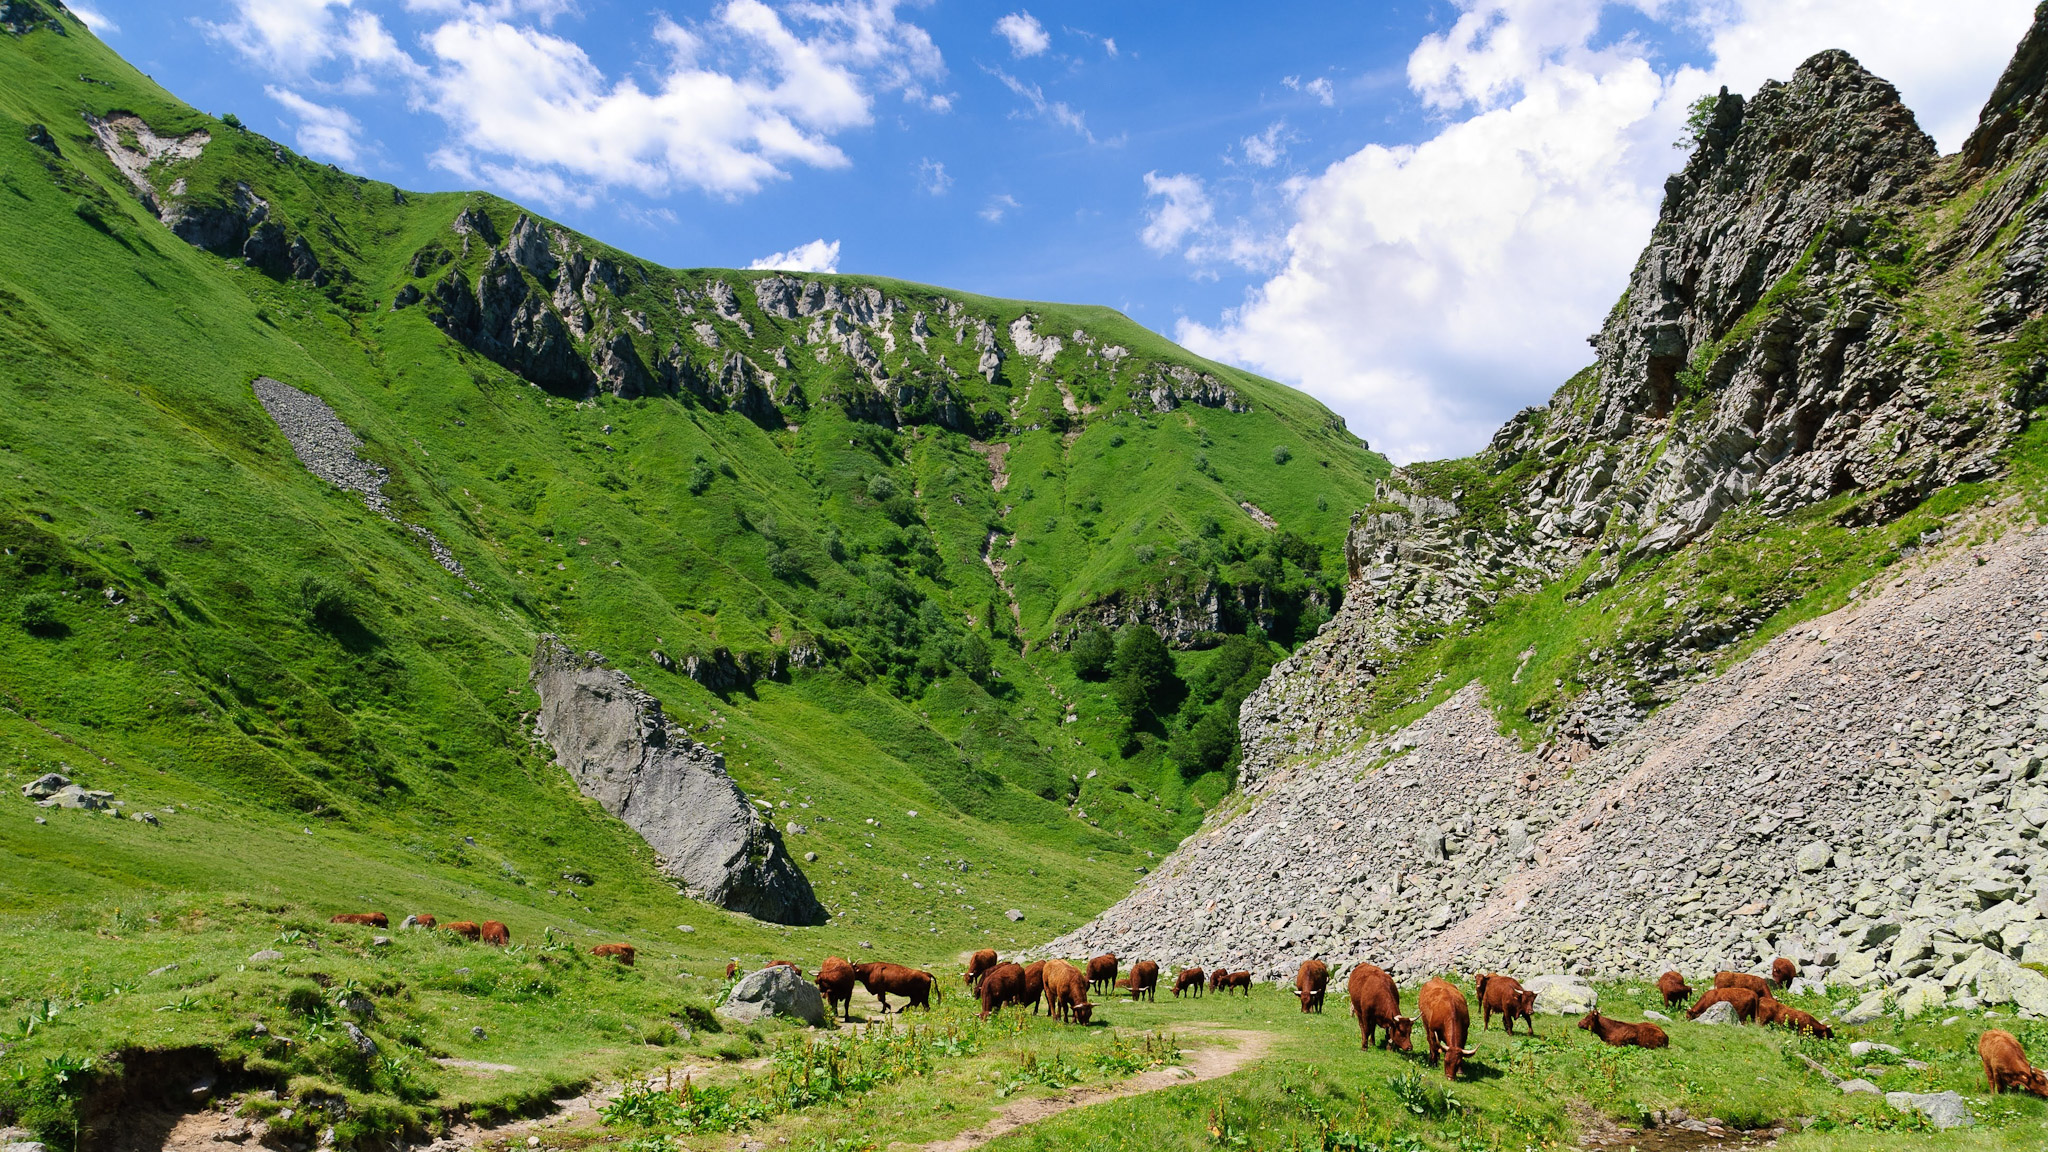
[298, 574, 360, 627]
[1069, 624, 1114, 680]
[1271, 444, 1292, 465]
[16, 592, 63, 636]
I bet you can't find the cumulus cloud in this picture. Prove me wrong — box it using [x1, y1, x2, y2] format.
[266, 85, 365, 164]
[1181, 0, 2035, 463]
[994, 11, 1050, 57]
[1240, 121, 1290, 168]
[749, 238, 841, 272]
[67, 2, 116, 33]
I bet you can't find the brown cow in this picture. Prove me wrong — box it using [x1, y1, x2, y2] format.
[725, 960, 738, 980]
[591, 943, 635, 965]
[329, 913, 388, 927]
[1295, 960, 1329, 1013]
[1024, 960, 1048, 1014]
[1771, 957, 1797, 988]
[1417, 979, 1477, 1081]
[1475, 973, 1536, 1035]
[1686, 986, 1759, 1023]
[1173, 967, 1206, 998]
[1981, 1029, 2048, 1096]
[1756, 997, 1832, 1038]
[977, 962, 1028, 1020]
[1712, 971, 1772, 999]
[1124, 960, 1159, 1001]
[402, 914, 437, 929]
[1656, 970, 1692, 1008]
[1086, 954, 1119, 995]
[815, 957, 858, 1021]
[1043, 959, 1094, 1025]
[769, 960, 807, 977]
[1208, 967, 1229, 994]
[1577, 1011, 1668, 1048]
[1225, 970, 1252, 995]
[965, 948, 999, 989]
[445, 921, 482, 941]
[1347, 964, 1413, 1052]
[480, 921, 510, 946]
[854, 962, 937, 1013]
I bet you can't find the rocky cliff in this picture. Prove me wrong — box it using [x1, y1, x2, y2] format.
[529, 636, 824, 925]
[1044, 13, 2048, 1013]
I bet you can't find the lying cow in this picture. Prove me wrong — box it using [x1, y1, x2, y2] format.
[1347, 964, 1412, 1052]
[1417, 979, 1477, 1081]
[1295, 960, 1329, 1013]
[815, 956, 858, 1022]
[401, 914, 437, 930]
[1087, 954, 1119, 995]
[1578, 1011, 1667, 1048]
[1043, 958, 1094, 1024]
[966, 948, 999, 990]
[1712, 971, 1772, 999]
[855, 962, 937, 1012]
[444, 921, 482, 941]
[330, 913, 387, 927]
[1981, 1029, 2048, 1096]
[1656, 970, 1692, 1008]
[591, 943, 635, 965]
[480, 921, 510, 947]
[1686, 987, 1759, 1023]
[1475, 973, 1536, 1035]
[1173, 967, 1206, 998]
[978, 962, 1029, 1020]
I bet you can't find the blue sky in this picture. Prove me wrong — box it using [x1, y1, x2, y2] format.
[70, 1, 2039, 461]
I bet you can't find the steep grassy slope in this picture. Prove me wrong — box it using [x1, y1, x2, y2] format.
[0, 4, 1389, 1140]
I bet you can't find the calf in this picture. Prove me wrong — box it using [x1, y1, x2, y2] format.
[1756, 998, 1831, 1038]
[1173, 967, 1206, 998]
[1656, 970, 1692, 1008]
[591, 943, 635, 965]
[854, 962, 937, 1012]
[966, 948, 999, 989]
[1577, 1011, 1668, 1049]
[725, 960, 739, 980]
[1476, 973, 1537, 1035]
[1087, 953, 1119, 995]
[1043, 958, 1094, 1025]
[445, 921, 482, 942]
[480, 921, 510, 946]
[1347, 964, 1412, 1052]
[815, 956, 858, 1022]
[1771, 957, 1797, 988]
[1024, 960, 1048, 1014]
[1295, 960, 1329, 1013]
[977, 962, 1028, 1020]
[1981, 1029, 2048, 1097]
[1124, 960, 1159, 1001]
[329, 913, 388, 928]
[1712, 971, 1772, 999]
[1225, 970, 1252, 995]
[1686, 986, 1759, 1023]
[1417, 978, 1477, 1081]
[1208, 967, 1229, 994]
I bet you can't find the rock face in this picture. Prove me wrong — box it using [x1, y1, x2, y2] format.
[529, 636, 824, 925]
[717, 964, 826, 1026]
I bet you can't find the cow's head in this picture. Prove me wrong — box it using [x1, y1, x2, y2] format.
[1390, 1014, 1415, 1052]
[2024, 1067, 2048, 1098]
[1577, 1011, 1599, 1031]
[1473, 973, 1491, 999]
[1516, 990, 1538, 1016]
[1073, 1003, 1093, 1025]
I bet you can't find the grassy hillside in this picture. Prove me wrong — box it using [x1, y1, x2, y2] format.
[0, 4, 1388, 1139]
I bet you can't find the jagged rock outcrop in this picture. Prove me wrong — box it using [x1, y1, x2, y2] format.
[529, 636, 824, 925]
[1138, 364, 1247, 414]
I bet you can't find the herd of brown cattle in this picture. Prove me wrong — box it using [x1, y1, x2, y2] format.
[326, 912, 631, 962]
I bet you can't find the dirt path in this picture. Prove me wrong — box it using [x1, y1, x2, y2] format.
[922, 1029, 1273, 1152]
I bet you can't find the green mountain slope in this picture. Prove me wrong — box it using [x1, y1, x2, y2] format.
[0, 4, 1387, 1135]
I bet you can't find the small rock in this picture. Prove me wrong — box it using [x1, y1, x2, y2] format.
[804, 851, 817, 862]
[1850, 1041, 1903, 1058]
[1006, 909, 1025, 922]
[676, 925, 695, 933]
[19, 772, 69, 799]
[1840, 990, 1889, 1025]
[148, 963, 179, 977]
[1797, 842, 1833, 872]
[343, 1021, 378, 1057]
[1694, 1000, 1737, 1025]
[248, 949, 285, 963]
[472, 1026, 487, 1039]
[1643, 1009, 1671, 1021]
[1884, 1090, 1973, 1129]
[1839, 1078, 1881, 1096]
[371, 935, 390, 947]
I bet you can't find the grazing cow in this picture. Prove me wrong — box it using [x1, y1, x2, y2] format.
[1656, 971, 1692, 1008]
[1024, 960, 1048, 1014]
[1577, 1011, 1668, 1049]
[1225, 970, 1252, 995]
[1757, 998, 1832, 1038]
[591, 943, 635, 965]
[480, 921, 510, 946]
[965, 948, 999, 989]
[1295, 960, 1329, 1013]
[1712, 971, 1772, 999]
[769, 960, 807, 977]
[725, 960, 739, 979]
[1686, 987, 1759, 1023]
[1209, 967, 1229, 994]
[401, 914, 437, 930]
[1043, 959, 1094, 1025]
[1087, 954, 1119, 995]
[1771, 957, 1797, 988]
[1347, 964, 1413, 1052]
[329, 913, 388, 928]
[815, 957, 859, 1022]
[854, 962, 937, 1013]
[977, 962, 1028, 1020]
[1475, 973, 1537, 1035]
[1124, 960, 1159, 1001]
[1173, 967, 1206, 998]
[1417, 979, 1477, 1081]
[1981, 1030, 2048, 1096]
[445, 921, 481, 941]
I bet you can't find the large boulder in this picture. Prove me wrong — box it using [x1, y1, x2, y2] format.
[530, 637, 824, 925]
[1694, 1000, 1737, 1025]
[1885, 1091, 1973, 1129]
[717, 964, 825, 1027]
[1522, 974, 1597, 1014]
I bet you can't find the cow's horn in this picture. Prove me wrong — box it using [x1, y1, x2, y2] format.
[1460, 1046, 1477, 1055]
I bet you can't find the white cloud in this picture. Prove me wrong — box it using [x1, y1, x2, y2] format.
[980, 192, 1020, 222]
[1241, 121, 1289, 167]
[994, 11, 1050, 57]
[917, 157, 953, 194]
[1103, 37, 1118, 58]
[67, 2, 116, 33]
[1283, 74, 1335, 106]
[1182, 0, 2036, 463]
[1139, 172, 1213, 253]
[749, 238, 841, 272]
[988, 66, 1093, 141]
[266, 85, 365, 164]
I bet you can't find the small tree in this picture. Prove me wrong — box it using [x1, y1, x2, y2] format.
[1069, 624, 1114, 680]
[298, 574, 360, 628]
[1109, 624, 1179, 724]
[957, 632, 994, 683]
[17, 592, 62, 636]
